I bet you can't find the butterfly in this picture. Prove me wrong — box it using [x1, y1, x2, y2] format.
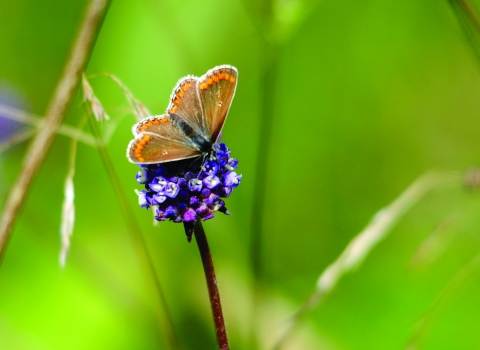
[127, 65, 238, 164]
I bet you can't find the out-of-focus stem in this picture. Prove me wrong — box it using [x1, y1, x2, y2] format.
[0, 0, 111, 262]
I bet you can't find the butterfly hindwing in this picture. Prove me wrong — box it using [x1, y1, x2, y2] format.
[128, 115, 201, 164]
[127, 132, 201, 164]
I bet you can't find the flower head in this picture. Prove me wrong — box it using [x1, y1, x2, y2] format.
[134, 142, 242, 240]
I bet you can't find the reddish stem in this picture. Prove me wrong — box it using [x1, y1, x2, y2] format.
[193, 220, 229, 350]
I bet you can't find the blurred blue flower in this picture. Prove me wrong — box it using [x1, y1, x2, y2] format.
[0, 84, 26, 141]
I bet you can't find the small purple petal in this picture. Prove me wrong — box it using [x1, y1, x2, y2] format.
[153, 193, 167, 204]
[219, 186, 232, 198]
[136, 169, 149, 184]
[188, 178, 203, 192]
[138, 190, 150, 208]
[219, 143, 228, 153]
[204, 193, 219, 206]
[155, 207, 167, 221]
[165, 182, 180, 198]
[223, 172, 241, 188]
[178, 202, 188, 211]
[201, 188, 211, 198]
[164, 205, 178, 218]
[227, 158, 238, 169]
[212, 199, 225, 211]
[189, 196, 200, 205]
[177, 178, 187, 188]
[195, 203, 209, 215]
[203, 161, 219, 176]
[203, 175, 221, 189]
[183, 208, 197, 222]
[150, 176, 167, 192]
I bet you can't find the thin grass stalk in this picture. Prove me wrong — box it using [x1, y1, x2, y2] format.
[405, 253, 480, 349]
[59, 116, 89, 267]
[0, 0, 111, 262]
[193, 220, 229, 350]
[272, 171, 462, 350]
[247, 2, 283, 348]
[0, 128, 36, 154]
[87, 116, 180, 349]
[449, 0, 480, 66]
[0, 104, 96, 146]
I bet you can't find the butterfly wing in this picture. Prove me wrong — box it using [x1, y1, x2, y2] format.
[197, 65, 237, 143]
[128, 115, 201, 164]
[166, 76, 205, 136]
[127, 65, 238, 164]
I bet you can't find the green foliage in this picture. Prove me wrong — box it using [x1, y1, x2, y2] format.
[1, 0, 480, 349]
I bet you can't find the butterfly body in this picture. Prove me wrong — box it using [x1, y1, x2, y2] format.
[127, 65, 238, 164]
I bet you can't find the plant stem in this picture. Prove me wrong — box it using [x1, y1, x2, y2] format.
[88, 117, 179, 349]
[0, 0, 111, 262]
[193, 220, 229, 350]
[272, 171, 462, 350]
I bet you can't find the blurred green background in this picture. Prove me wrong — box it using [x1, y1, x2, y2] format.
[1, 0, 480, 349]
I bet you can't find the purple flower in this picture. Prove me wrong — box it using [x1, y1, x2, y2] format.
[138, 190, 150, 208]
[149, 176, 167, 192]
[203, 161, 219, 176]
[188, 178, 203, 192]
[165, 182, 180, 198]
[222, 172, 241, 188]
[203, 175, 221, 189]
[133, 142, 241, 230]
[136, 169, 149, 184]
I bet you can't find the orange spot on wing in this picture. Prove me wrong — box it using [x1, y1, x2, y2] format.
[224, 73, 230, 80]
[230, 76, 236, 83]
[219, 73, 225, 80]
[207, 78, 213, 85]
[200, 82, 208, 90]
[170, 106, 178, 113]
[213, 75, 219, 83]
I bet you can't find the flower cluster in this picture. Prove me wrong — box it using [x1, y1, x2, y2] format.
[135, 142, 241, 236]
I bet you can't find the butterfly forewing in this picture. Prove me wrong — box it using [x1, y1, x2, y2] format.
[198, 65, 237, 142]
[167, 77, 204, 135]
